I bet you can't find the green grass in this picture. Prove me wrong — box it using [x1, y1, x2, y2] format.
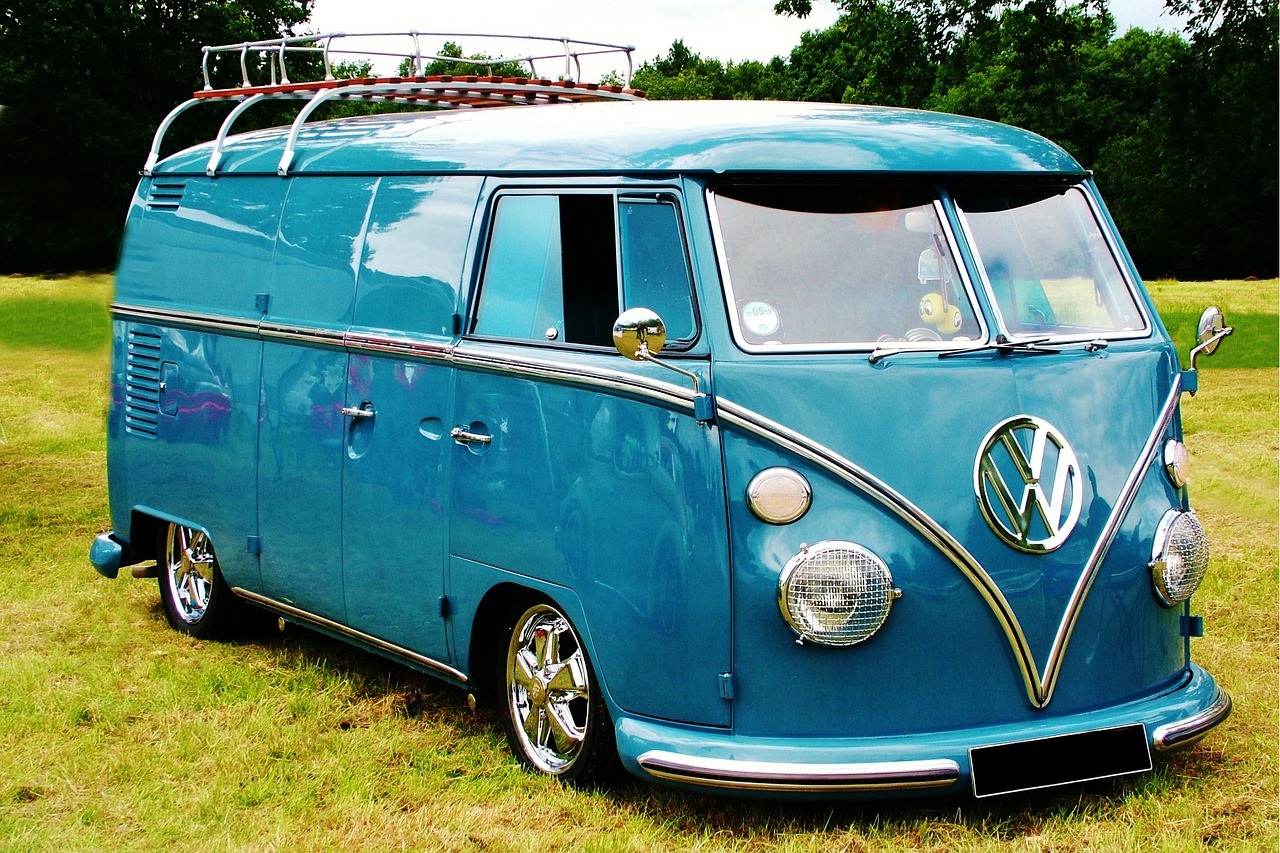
[0, 274, 1275, 850]
[1145, 278, 1279, 369]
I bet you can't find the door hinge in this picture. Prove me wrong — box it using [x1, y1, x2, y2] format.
[438, 595, 451, 618]
[718, 672, 735, 700]
[246, 535, 262, 555]
[255, 292, 270, 313]
[1180, 614, 1204, 638]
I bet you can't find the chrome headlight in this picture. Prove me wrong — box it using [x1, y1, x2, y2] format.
[778, 541, 899, 646]
[1151, 509, 1210, 606]
[1163, 440, 1190, 489]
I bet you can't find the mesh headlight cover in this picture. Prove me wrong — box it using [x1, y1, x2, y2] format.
[1151, 509, 1210, 606]
[778, 541, 898, 646]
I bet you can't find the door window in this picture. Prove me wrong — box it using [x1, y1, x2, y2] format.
[471, 192, 696, 347]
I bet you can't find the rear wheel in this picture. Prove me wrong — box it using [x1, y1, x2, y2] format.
[500, 599, 617, 785]
[157, 523, 240, 638]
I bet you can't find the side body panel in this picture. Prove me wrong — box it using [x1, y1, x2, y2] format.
[449, 352, 732, 726]
[112, 178, 282, 589]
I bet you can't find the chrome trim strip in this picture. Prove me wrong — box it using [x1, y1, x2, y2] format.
[346, 330, 453, 362]
[113, 303, 456, 362]
[113, 302, 261, 335]
[718, 378, 1182, 708]
[1153, 687, 1232, 752]
[260, 322, 346, 346]
[116, 301, 1182, 709]
[232, 587, 468, 683]
[637, 750, 960, 793]
[452, 344, 697, 413]
[1039, 376, 1182, 702]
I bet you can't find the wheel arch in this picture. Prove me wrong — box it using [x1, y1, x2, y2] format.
[462, 580, 610, 711]
[129, 506, 210, 563]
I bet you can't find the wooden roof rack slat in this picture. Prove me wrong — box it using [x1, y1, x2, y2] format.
[144, 31, 646, 177]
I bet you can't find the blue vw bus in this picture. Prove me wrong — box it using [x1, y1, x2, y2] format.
[89, 33, 1233, 797]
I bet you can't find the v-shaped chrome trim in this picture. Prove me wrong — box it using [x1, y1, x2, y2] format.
[716, 377, 1181, 709]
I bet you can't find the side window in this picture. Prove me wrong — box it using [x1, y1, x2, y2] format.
[472, 191, 697, 348]
[620, 198, 696, 341]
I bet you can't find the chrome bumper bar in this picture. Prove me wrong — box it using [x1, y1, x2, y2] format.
[636, 751, 960, 793]
[1153, 687, 1232, 751]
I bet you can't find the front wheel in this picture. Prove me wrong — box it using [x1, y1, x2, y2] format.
[157, 523, 241, 638]
[500, 599, 618, 785]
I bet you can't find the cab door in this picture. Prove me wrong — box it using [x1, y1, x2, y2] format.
[449, 189, 732, 727]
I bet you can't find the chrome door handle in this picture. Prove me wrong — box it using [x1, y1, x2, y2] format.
[341, 406, 375, 419]
[450, 426, 492, 445]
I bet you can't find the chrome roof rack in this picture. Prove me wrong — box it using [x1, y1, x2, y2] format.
[144, 32, 645, 178]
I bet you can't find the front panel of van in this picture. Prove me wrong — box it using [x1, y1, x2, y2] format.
[615, 174, 1211, 794]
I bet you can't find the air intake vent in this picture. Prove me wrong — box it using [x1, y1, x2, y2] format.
[124, 329, 162, 437]
[146, 181, 186, 212]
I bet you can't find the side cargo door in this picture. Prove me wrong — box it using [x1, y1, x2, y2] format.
[257, 177, 377, 620]
[449, 188, 732, 727]
[339, 176, 483, 666]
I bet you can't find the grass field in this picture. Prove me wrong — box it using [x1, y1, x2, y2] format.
[1, 274, 1275, 851]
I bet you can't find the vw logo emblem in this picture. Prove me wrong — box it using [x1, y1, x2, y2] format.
[974, 416, 1083, 553]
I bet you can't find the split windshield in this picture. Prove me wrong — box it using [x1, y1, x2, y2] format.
[953, 185, 1146, 339]
[712, 182, 1146, 351]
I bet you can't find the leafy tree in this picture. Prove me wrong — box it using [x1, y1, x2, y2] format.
[927, 0, 1118, 163]
[785, 4, 932, 105]
[632, 41, 733, 100]
[0, 0, 311, 272]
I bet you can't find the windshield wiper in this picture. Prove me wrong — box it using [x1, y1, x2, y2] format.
[871, 335, 1108, 365]
[937, 335, 1060, 358]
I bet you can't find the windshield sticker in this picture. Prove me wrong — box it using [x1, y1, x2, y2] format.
[742, 301, 780, 337]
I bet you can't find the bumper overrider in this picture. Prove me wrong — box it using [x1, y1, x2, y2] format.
[619, 665, 1229, 798]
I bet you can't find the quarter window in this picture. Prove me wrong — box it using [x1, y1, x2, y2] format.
[472, 192, 696, 347]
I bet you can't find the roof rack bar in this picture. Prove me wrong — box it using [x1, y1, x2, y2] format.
[278, 84, 371, 176]
[145, 34, 645, 175]
[206, 93, 269, 177]
[200, 32, 638, 89]
[273, 76, 643, 176]
[144, 97, 205, 176]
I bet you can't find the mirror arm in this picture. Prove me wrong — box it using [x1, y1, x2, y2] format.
[636, 344, 715, 425]
[1188, 325, 1233, 372]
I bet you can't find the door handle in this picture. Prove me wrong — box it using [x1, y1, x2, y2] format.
[450, 426, 492, 445]
[341, 406, 375, 419]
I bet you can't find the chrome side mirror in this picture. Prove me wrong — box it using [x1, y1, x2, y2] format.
[612, 307, 667, 361]
[1189, 305, 1233, 371]
[612, 307, 714, 424]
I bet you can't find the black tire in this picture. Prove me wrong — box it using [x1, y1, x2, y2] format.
[156, 522, 243, 639]
[499, 597, 619, 786]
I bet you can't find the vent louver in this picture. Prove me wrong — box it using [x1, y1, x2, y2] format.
[125, 329, 162, 437]
[146, 181, 186, 212]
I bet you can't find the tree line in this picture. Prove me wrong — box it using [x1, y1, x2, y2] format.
[0, 0, 1274, 279]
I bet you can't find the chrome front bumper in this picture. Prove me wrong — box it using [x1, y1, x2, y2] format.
[617, 666, 1230, 797]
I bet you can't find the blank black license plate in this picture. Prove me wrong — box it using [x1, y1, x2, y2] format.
[970, 724, 1152, 798]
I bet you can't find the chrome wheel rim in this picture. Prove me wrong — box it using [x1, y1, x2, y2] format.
[166, 524, 214, 624]
[506, 604, 592, 774]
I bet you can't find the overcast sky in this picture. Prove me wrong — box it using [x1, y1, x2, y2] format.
[308, 0, 1190, 78]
